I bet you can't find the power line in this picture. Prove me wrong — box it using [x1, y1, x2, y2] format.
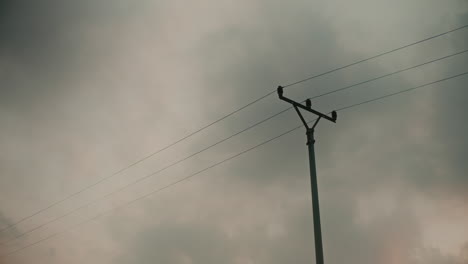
[1, 121, 305, 258]
[5, 107, 291, 243]
[282, 24, 468, 88]
[3, 47, 466, 245]
[0, 89, 273, 237]
[308, 49, 468, 100]
[1, 24, 466, 237]
[2, 70, 467, 258]
[337, 71, 468, 111]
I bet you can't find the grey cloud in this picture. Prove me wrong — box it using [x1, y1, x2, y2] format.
[194, 0, 342, 132]
[116, 220, 236, 264]
[112, 2, 468, 264]
[0, 212, 17, 240]
[0, 0, 160, 110]
[112, 175, 423, 264]
[420, 80, 468, 198]
[411, 244, 468, 264]
[426, 12, 468, 197]
[1, 0, 467, 263]
[0, 0, 92, 108]
[0, 212, 19, 264]
[0, 0, 152, 66]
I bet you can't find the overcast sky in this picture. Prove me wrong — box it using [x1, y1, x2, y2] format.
[1, 0, 468, 263]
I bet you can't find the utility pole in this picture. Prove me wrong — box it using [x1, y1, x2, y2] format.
[277, 86, 337, 264]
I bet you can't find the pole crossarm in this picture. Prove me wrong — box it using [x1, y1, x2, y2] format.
[277, 86, 337, 124]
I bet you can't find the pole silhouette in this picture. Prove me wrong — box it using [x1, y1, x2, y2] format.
[277, 86, 337, 264]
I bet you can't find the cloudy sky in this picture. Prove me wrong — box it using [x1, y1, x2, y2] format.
[1, 0, 468, 263]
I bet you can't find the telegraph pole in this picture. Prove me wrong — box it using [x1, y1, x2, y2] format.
[277, 86, 337, 264]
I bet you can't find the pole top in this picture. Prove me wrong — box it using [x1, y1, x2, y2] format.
[331, 110, 337, 121]
[277, 86, 284, 97]
[277, 87, 337, 124]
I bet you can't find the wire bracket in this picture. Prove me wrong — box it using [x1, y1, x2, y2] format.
[277, 86, 337, 131]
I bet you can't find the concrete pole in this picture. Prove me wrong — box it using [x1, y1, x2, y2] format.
[306, 128, 324, 264]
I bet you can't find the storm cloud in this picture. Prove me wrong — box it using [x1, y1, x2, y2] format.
[1, 0, 467, 264]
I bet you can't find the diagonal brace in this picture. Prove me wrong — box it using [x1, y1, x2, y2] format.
[277, 86, 337, 124]
[293, 105, 310, 130]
